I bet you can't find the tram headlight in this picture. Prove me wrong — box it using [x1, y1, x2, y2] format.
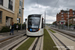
[27, 28, 28, 30]
[39, 28, 40, 31]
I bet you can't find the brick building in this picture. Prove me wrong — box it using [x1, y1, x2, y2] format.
[56, 9, 75, 25]
[0, 0, 24, 29]
[69, 17, 75, 25]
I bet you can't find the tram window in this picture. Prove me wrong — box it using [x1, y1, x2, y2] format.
[28, 15, 41, 28]
[42, 18, 43, 28]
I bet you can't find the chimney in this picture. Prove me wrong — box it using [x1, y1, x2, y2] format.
[69, 9, 73, 12]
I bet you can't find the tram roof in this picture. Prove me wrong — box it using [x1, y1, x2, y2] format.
[28, 14, 42, 16]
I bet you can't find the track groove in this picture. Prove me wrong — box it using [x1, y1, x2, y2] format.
[39, 37, 42, 50]
[32, 37, 40, 50]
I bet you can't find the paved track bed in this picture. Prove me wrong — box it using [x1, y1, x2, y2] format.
[43, 29, 58, 50]
[49, 29, 56, 33]
[50, 27, 75, 38]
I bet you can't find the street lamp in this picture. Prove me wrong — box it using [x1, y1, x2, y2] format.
[73, 18, 75, 25]
[67, 9, 69, 29]
[17, 13, 19, 32]
[21, 8, 24, 30]
[44, 10, 46, 28]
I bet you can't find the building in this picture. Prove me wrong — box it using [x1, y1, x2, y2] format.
[69, 17, 75, 25]
[0, 0, 24, 29]
[56, 9, 75, 25]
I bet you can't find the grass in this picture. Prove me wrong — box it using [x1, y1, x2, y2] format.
[43, 29, 58, 50]
[16, 37, 36, 50]
[49, 29, 56, 33]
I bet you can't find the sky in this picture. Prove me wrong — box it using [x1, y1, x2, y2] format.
[23, 0, 75, 24]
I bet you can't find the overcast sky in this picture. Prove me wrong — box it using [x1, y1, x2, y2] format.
[23, 0, 75, 24]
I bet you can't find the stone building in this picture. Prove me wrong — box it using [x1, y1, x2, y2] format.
[0, 0, 24, 29]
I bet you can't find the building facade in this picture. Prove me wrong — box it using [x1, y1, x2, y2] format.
[0, 0, 24, 29]
[56, 9, 75, 25]
[69, 17, 75, 25]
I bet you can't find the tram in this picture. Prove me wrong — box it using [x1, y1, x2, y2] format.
[26, 14, 44, 36]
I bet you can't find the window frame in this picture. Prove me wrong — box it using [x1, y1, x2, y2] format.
[19, 18, 20, 23]
[61, 18, 64, 20]
[0, 11, 2, 23]
[61, 12, 63, 14]
[61, 15, 63, 17]
[0, 0, 3, 6]
[19, 0, 23, 7]
[8, 0, 13, 10]
[67, 12, 69, 14]
[19, 9, 21, 14]
[20, 1, 22, 6]
[73, 12, 75, 14]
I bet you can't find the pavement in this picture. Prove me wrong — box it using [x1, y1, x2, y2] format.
[0, 30, 25, 40]
[0, 35, 27, 50]
[0, 30, 26, 49]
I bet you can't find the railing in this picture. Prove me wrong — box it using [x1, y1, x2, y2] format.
[50, 25, 75, 31]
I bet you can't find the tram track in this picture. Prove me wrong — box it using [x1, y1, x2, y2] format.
[52, 29, 75, 42]
[1, 36, 29, 50]
[32, 36, 43, 50]
[32, 37, 40, 50]
[50, 27, 75, 38]
[50, 28, 75, 42]
[29, 36, 43, 50]
[10, 36, 43, 50]
[9, 36, 28, 50]
[39, 36, 43, 50]
[0, 32, 25, 49]
[47, 28, 70, 50]
[2, 36, 43, 50]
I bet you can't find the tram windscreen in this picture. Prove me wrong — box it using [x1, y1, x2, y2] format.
[28, 15, 41, 32]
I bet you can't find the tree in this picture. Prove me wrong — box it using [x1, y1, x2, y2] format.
[52, 21, 57, 25]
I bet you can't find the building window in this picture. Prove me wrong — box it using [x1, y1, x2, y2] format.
[73, 12, 74, 14]
[61, 18, 64, 20]
[67, 12, 69, 14]
[66, 18, 68, 19]
[61, 12, 63, 14]
[19, 18, 20, 23]
[8, 0, 13, 10]
[61, 15, 63, 17]
[70, 19, 72, 20]
[73, 15, 74, 17]
[0, 11, 2, 23]
[20, 1, 22, 6]
[19, 0, 23, 7]
[0, 0, 3, 5]
[19, 9, 21, 14]
[73, 18, 75, 21]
